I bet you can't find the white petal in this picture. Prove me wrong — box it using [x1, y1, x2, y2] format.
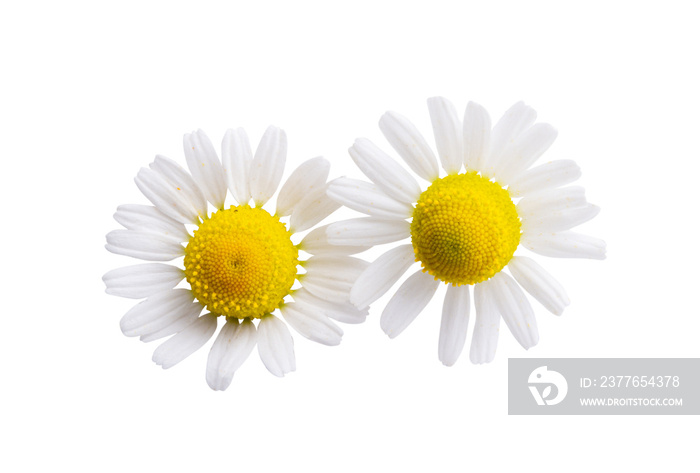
[119, 289, 201, 338]
[508, 256, 569, 316]
[301, 256, 369, 303]
[149, 155, 207, 220]
[495, 123, 558, 185]
[489, 272, 539, 350]
[463, 101, 492, 173]
[380, 270, 439, 338]
[289, 184, 341, 233]
[303, 255, 369, 276]
[139, 311, 203, 343]
[113, 204, 190, 242]
[222, 127, 253, 205]
[249, 126, 287, 206]
[521, 231, 607, 259]
[327, 177, 414, 219]
[438, 284, 471, 366]
[105, 230, 184, 261]
[299, 224, 371, 256]
[469, 282, 501, 364]
[134, 166, 202, 224]
[152, 313, 218, 369]
[485, 102, 537, 177]
[299, 280, 353, 304]
[321, 303, 368, 324]
[326, 217, 410, 246]
[428, 96, 463, 174]
[276, 156, 330, 217]
[379, 111, 439, 181]
[349, 138, 422, 204]
[507, 160, 582, 197]
[294, 288, 368, 324]
[257, 315, 296, 377]
[281, 302, 343, 346]
[522, 203, 601, 233]
[103, 263, 184, 299]
[516, 186, 587, 217]
[350, 244, 416, 308]
[183, 129, 227, 209]
[206, 318, 257, 391]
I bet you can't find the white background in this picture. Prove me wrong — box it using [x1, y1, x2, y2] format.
[1, 1, 698, 471]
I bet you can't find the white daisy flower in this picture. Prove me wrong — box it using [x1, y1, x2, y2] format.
[104, 127, 368, 390]
[327, 98, 605, 366]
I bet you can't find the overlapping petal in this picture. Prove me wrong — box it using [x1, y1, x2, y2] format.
[380, 270, 439, 339]
[379, 110, 439, 181]
[153, 313, 218, 369]
[463, 101, 491, 173]
[327, 177, 414, 219]
[206, 318, 258, 391]
[257, 315, 296, 377]
[349, 244, 416, 308]
[249, 126, 287, 206]
[281, 302, 343, 346]
[103, 263, 184, 299]
[326, 217, 410, 246]
[119, 289, 201, 338]
[222, 127, 253, 204]
[508, 256, 569, 315]
[507, 160, 581, 197]
[428, 96, 463, 174]
[469, 282, 501, 364]
[488, 272, 539, 350]
[105, 229, 184, 261]
[113, 204, 190, 242]
[438, 284, 470, 366]
[183, 129, 227, 209]
[276, 156, 330, 216]
[349, 138, 422, 204]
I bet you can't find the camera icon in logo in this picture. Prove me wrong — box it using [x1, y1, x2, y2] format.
[528, 366, 568, 406]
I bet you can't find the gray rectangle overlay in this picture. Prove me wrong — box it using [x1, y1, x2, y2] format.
[508, 358, 699, 415]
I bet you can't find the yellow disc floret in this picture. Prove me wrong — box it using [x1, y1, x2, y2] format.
[411, 172, 521, 285]
[184, 205, 298, 319]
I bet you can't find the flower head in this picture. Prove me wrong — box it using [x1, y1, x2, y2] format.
[327, 99, 605, 366]
[105, 127, 367, 390]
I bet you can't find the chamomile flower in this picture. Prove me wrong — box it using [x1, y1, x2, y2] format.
[104, 127, 368, 390]
[327, 98, 605, 366]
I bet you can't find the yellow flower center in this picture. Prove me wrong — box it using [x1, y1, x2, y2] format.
[411, 172, 521, 285]
[184, 205, 299, 319]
